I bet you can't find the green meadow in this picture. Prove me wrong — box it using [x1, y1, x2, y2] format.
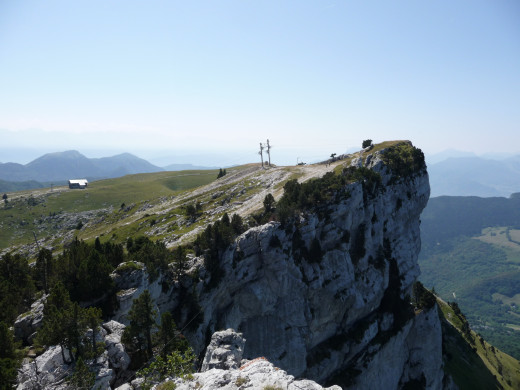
[0, 169, 220, 249]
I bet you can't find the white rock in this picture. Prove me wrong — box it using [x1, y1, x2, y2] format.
[201, 328, 246, 371]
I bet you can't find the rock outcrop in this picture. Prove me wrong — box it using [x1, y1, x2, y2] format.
[17, 321, 131, 390]
[162, 329, 342, 390]
[201, 328, 246, 371]
[14, 294, 46, 345]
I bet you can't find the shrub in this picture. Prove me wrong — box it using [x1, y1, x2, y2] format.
[138, 348, 196, 388]
[217, 168, 227, 179]
[263, 193, 275, 213]
[412, 281, 436, 310]
[382, 143, 426, 179]
[157, 381, 177, 390]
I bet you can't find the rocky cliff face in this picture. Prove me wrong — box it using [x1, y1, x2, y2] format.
[162, 143, 445, 388]
[17, 142, 448, 389]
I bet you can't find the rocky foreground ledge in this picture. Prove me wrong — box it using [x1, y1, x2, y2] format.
[146, 329, 341, 390]
[17, 326, 340, 390]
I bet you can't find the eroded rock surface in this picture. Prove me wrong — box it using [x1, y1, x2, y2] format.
[177, 145, 444, 388]
[162, 329, 341, 390]
[201, 328, 246, 371]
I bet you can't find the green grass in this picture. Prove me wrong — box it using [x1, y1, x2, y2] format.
[475, 227, 520, 254]
[0, 163, 280, 251]
[438, 299, 520, 390]
[0, 170, 219, 249]
[368, 140, 409, 154]
[492, 292, 520, 307]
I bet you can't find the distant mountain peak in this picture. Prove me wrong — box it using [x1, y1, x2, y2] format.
[0, 150, 163, 185]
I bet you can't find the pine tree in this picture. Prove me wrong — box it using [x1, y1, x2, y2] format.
[84, 307, 102, 354]
[36, 282, 87, 363]
[0, 252, 36, 323]
[263, 193, 275, 213]
[230, 214, 244, 235]
[0, 322, 15, 360]
[67, 357, 95, 390]
[362, 139, 373, 148]
[0, 323, 17, 390]
[34, 248, 55, 294]
[173, 246, 188, 279]
[156, 312, 177, 359]
[122, 290, 157, 358]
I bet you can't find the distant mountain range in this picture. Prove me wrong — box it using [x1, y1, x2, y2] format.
[428, 155, 520, 197]
[0, 150, 224, 192]
[0, 150, 163, 186]
[2, 148, 520, 197]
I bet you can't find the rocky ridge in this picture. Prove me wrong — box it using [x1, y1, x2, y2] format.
[170, 143, 445, 389]
[15, 141, 450, 389]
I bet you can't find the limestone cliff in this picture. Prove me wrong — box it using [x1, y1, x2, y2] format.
[159, 141, 445, 388]
[17, 141, 449, 389]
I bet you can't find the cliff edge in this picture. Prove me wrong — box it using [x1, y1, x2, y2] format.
[166, 141, 446, 388]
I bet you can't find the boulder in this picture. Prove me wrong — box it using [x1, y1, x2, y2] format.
[103, 320, 132, 386]
[14, 294, 47, 345]
[172, 329, 341, 390]
[201, 328, 245, 371]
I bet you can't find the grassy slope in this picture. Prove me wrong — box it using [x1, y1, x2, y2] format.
[0, 161, 297, 251]
[0, 169, 219, 249]
[438, 299, 520, 390]
[1, 141, 409, 252]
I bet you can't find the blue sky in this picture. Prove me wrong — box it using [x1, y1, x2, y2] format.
[0, 1, 519, 166]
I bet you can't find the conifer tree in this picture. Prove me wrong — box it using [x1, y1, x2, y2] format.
[156, 312, 177, 359]
[0, 321, 17, 389]
[0, 252, 35, 323]
[67, 357, 95, 390]
[37, 282, 75, 363]
[84, 307, 102, 354]
[34, 248, 55, 294]
[122, 290, 157, 358]
[263, 193, 275, 213]
[230, 214, 244, 235]
[173, 246, 188, 279]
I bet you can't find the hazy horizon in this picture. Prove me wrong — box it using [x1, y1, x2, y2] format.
[1, 135, 519, 169]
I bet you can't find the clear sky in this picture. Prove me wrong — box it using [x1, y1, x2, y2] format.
[0, 0, 519, 166]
